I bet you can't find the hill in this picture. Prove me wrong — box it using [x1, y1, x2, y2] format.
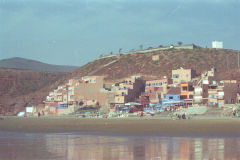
[0, 68, 69, 115]
[0, 57, 79, 73]
[2, 48, 240, 115]
[73, 48, 240, 81]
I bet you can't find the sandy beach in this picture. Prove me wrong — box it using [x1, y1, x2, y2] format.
[1, 116, 240, 137]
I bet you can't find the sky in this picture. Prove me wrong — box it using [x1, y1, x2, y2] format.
[0, 0, 240, 66]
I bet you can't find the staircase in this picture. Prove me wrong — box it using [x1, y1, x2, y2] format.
[87, 59, 118, 76]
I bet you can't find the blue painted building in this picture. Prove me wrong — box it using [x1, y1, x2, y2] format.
[160, 94, 184, 107]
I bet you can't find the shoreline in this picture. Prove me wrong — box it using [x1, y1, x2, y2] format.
[1, 116, 240, 137]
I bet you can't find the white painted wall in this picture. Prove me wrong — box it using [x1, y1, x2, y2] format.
[212, 41, 223, 49]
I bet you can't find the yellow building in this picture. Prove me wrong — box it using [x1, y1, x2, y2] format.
[172, 68, 196, 84]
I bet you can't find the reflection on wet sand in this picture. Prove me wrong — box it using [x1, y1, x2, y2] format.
[1, 131, 240, 160]
[44, 134, 240, 160]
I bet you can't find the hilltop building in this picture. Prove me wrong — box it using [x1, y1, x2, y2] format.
[212, 41, 223, 49]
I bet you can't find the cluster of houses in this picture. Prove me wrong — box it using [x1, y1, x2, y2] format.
[23, 67, 240, 116]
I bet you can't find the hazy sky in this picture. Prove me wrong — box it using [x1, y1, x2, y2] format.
[0, 0, 239, 66]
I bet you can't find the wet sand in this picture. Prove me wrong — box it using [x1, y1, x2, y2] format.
[1, 116, 240, 137]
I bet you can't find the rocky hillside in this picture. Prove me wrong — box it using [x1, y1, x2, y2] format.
[0, 57, 79, 72]
[0, 68, 69, 115]
[1, 48, 240, 115]
[73, 48, 240, 81]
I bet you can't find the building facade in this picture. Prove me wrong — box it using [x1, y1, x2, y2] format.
[172, 68, 196, 84]
[114, 76, 145, 104]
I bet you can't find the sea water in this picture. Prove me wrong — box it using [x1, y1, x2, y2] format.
[0, 131, 240, 160]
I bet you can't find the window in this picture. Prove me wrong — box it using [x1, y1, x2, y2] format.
[211, 94, 215, 98]
[58, 104, 68, 108]
[172, 74, 179, 78]
[180, 95, 187, 99]
[169, 96, 173, 99]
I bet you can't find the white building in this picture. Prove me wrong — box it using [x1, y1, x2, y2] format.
[212, 41, 223, 49]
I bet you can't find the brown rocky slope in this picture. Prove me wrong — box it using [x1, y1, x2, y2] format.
[0, 68, 69, 115]
[73, 48, 240, 81]
[1, 48, 240, 115]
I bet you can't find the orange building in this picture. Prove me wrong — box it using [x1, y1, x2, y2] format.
[180, 82, 194, 107]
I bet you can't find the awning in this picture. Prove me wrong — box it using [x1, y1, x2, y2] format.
[125, 102, 142, 106]
[162, 101, 184, 104]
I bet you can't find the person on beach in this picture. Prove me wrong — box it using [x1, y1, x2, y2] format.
[38, 112, 41, 117]
[182, 113, 186, 119]
[140, 111, 143, 117]
[233, 109, 236, 117]
[177, 114, 181, 120]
